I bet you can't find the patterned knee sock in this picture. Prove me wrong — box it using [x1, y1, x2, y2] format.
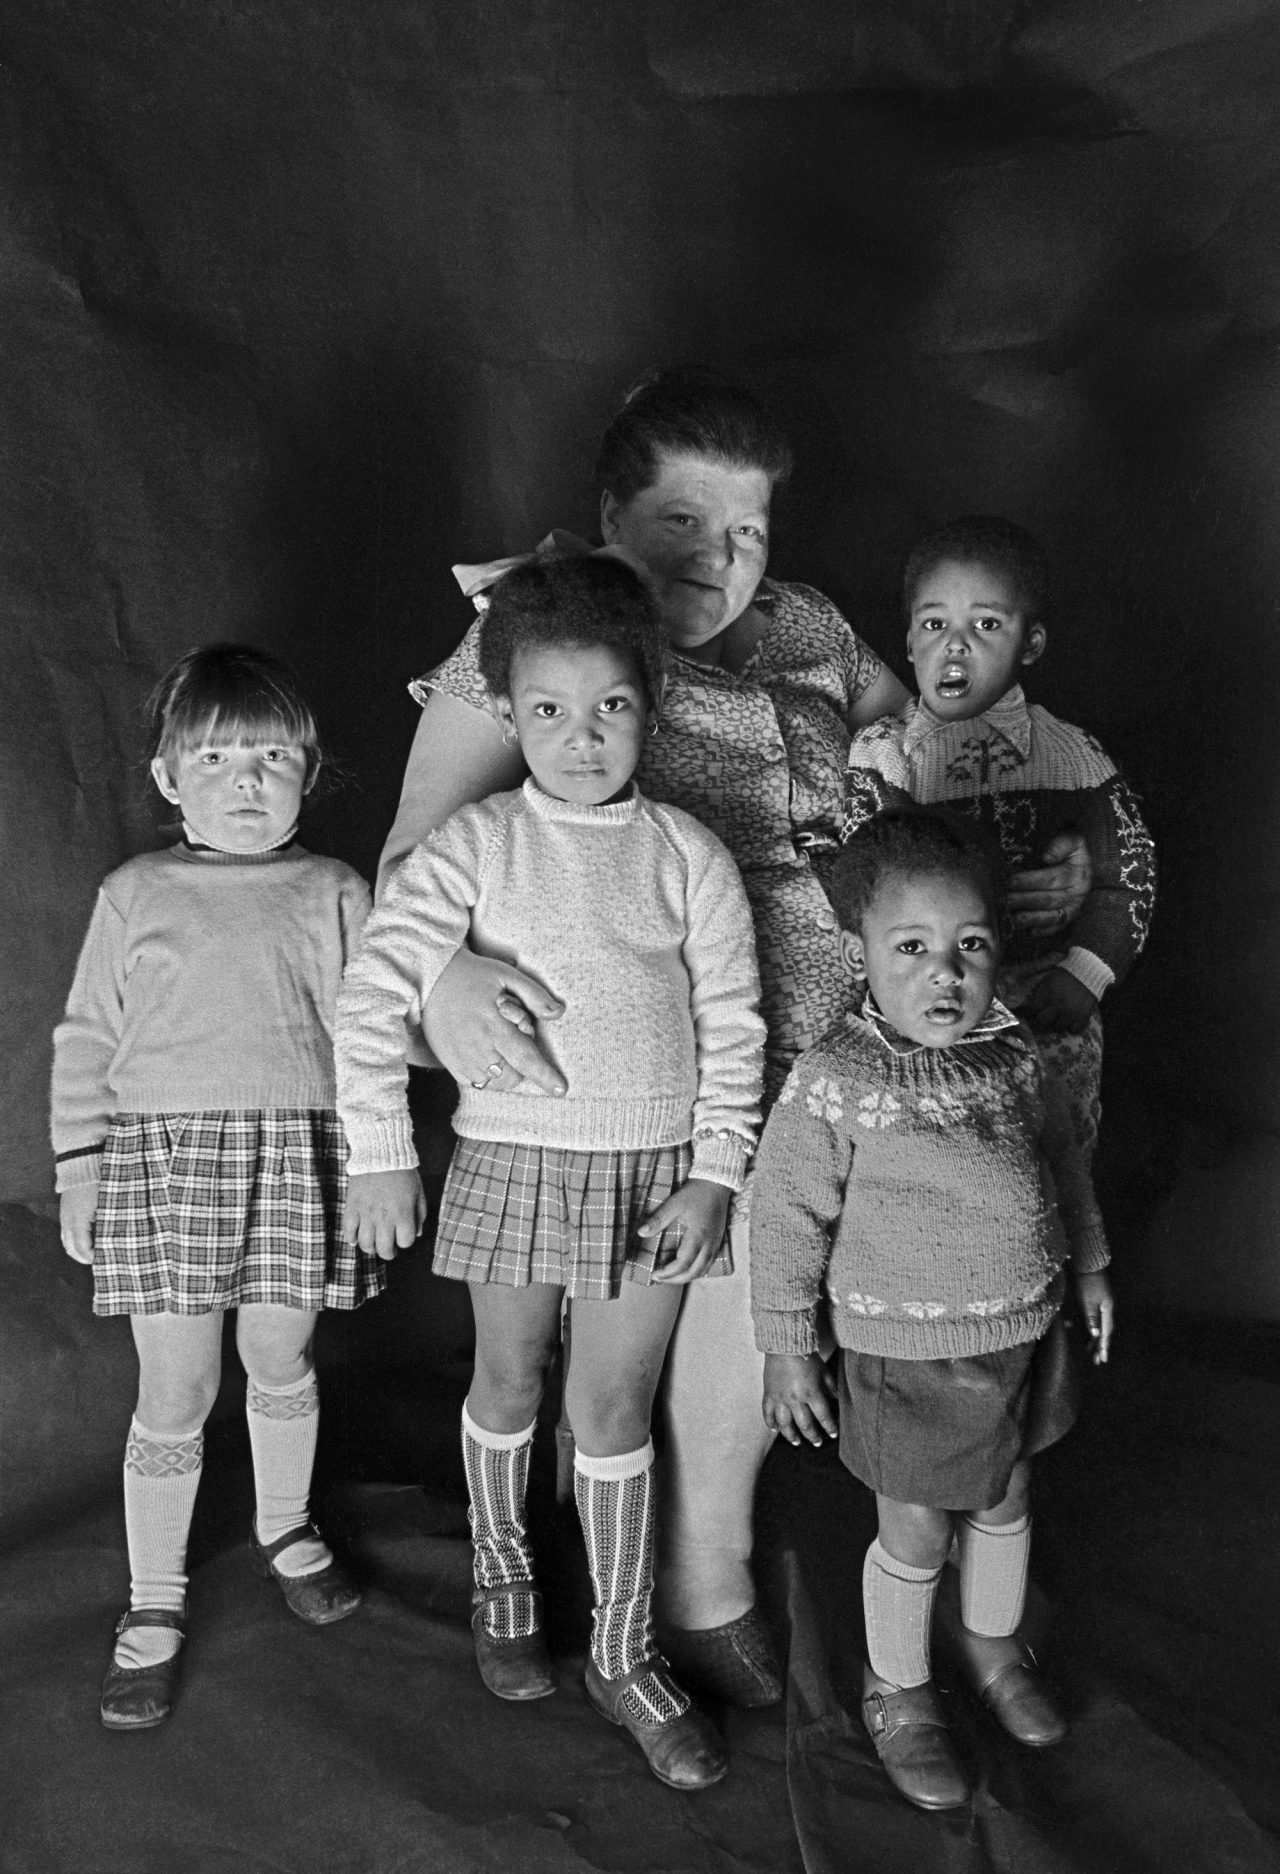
[958, 1513, 1031, 1637]
[116, 1419, 204, 1669]
[461, 1402, 539, 1640]
[862, 1539, 941, 1690]
[575, 1441, 688, 1725]
[247, 1370, 329, 1578]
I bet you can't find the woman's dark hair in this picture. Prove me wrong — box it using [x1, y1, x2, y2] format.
[147, 642, 322, 773]
[903, 515, 1051, 626]
[830, 809, 1006, 933]
[594, 367, 794, 506]
[477, 553, 668, 705]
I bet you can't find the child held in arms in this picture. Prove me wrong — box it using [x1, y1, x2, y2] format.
[335, 553, 764, 1792]
[844, 516, 1155, 1159]
[750, 811, 1113, 1812]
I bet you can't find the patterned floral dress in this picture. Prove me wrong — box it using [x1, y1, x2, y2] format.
[415, 580, 884, 1107]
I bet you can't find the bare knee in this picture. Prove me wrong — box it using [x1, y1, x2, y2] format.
[136, 1367, 219, 1435]
[236, 1309, 316, 1390]
[876, 1497, 953, 1571]
[968, 1460, 1032, 1527]
[472, 1338, 555, 1426]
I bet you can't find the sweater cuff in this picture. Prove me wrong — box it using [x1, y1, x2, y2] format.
[341, 1113, 420, 1177]
[752, 1306, 821, 1356]
[690, 1131, 752, 1193]
[1068, 1223, 1111, 1275]
[1060, 946, 1114, 1002]
[55, 1150, 103, 1193]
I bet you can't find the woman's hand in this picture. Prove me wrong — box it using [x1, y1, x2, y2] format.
[641, 1177, 731, 1284]
[1006, 830, 1092, 935]
[343, 1169, 428, 1260]
[762, 1351, 838, 1445]
[1074, 1270, 1115, 1364]
[60, 1185, 98, 1264]
[423, 948, 567, 1096]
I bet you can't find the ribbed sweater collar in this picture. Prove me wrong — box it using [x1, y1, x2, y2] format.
[860, 994, 1020, 1056]
[174, 839, 305, 868]
[521, 778, 640, 825]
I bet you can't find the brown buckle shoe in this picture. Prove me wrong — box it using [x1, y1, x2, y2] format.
[861, 1669, 970, 1811]
[252, 1520, 361, 1626]
[660, 1606, 784, 1709]
[584, 1655, 728, 1790]
[952, 1630, 1068, 1748]
[100, 1609, 186, 1731]
[471, 1585, 556, 1701]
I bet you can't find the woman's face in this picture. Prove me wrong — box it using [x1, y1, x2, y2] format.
[600, 450, 772, 658]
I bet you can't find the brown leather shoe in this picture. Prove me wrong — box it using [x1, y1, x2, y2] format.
[660, 1606, 784, 1708]
[861, 1669, 970, 1810]
[584, 1655, 728, 1790]
[471, 1585, 556, 1701]
[100, 1609, 186, 1731]
[949, 1628, 1068, 1747]
[252, 1520, 361, 1625]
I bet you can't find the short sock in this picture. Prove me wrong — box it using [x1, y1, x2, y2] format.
[862, 1538, 942, 1690]
[247, 1371, 329, 1578]
[958, 1513, 1031, 1637]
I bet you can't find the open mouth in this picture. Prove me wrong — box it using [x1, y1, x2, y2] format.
[924, 1000, 965, 1024]
[934, 665, 970, 700]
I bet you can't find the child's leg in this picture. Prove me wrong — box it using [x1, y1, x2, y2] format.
[865, 1497, 953, 1690]
[568, 1282, 726, 1789]
[958, 1459, 1032, 1635]
[236, 1305, 329, 1579]
[861, 1495, 969, 1810]
[464, 1283, 562, 1647]
[117, 1311, 223, 1668]
[949, 1460, 1066, 1747]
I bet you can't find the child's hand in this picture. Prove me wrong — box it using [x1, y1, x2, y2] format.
[640, 1177, 731, 1284]
[1019, 968, 1098, 1035]
[762, 1351, 838, 1446]
[59, 1185, 99, 1264]
[1074, 1270, 1115, 1364]
[1006, 829, 1091, 934]
[343, 1169, 427, 1261]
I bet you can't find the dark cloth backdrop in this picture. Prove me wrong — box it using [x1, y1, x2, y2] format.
[6, 0, 1279, 1537]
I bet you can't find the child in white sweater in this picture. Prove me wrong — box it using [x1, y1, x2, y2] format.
[51, 645, 377, 1733]
[335, 554, 764, 1792]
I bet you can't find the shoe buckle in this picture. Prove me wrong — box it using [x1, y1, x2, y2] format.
[865, 1692, 888, 1735]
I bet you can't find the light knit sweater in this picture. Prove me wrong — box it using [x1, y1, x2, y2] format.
[335, 780, 765, 1186]
[844, 688, 1156, 1004]
[749, 1000, 1109, 1361]
[51, 844, 371, 1191]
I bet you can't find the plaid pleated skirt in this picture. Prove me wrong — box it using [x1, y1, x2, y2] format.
[92, 1110, 384, 1316]
[433, 1137, 730, 1300]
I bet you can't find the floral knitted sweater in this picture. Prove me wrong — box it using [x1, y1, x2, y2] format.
[335, 780, 765, 1186]
[749, 1000, 1109, 1361]
[843, 689, 1156, 1003]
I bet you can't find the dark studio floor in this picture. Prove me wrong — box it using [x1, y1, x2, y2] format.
[2, 1205, 1278, 1874]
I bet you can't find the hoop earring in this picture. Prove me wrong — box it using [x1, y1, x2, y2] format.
[647, 720, 661, 739]
[501, 727, 518, 747]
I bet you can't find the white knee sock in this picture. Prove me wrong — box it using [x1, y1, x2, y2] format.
[117, 1419, 203, 1668]
[247, 1370, 329, 1578]
[863, 1539, 941, 1690]
[575, 1440, 688, 1725]
[958, 1513, 1031, 1637]
[462, 1403, 539, 1639]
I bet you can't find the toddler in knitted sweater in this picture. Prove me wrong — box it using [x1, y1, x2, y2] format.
[843, 515, 1155, 1160]
[335, 553, 763, 1790]
[749, 809, 1113, 1813]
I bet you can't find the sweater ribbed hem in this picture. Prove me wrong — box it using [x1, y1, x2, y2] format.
[106, 1077, 337, 1114]
[827, 1297, 1063, 1361]
[343, 1113, 419, 1177]
[1060, 945, 1115, 1002]
[55, 1151, 104, 1193]
[453, 1092, 695, 1153]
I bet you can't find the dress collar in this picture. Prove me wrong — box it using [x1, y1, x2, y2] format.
[902, 685, 1032, 760]
[860, 993, 1021, 1056]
